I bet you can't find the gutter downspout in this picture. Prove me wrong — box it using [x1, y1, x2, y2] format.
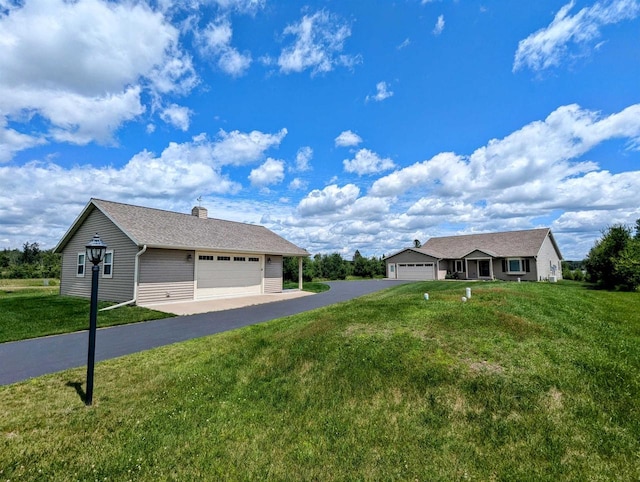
[100, 245, 147, 311]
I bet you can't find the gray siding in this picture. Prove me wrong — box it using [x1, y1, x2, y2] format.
[495, 257, 537, 281]
[465, 250, 492, 259]
[137, 248, 195, 305]
[264, 255, 283, 293]
[536, 235, 562, 281]
[60, 209, 137, 302]
[386, 250, 439, 264]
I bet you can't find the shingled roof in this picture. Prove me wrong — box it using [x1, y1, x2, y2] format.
[418, 228, 561, 259]
[55, 199, 309, 257]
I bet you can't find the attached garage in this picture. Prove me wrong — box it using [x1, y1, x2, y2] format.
[195, 253, 263, 300]
[384, 247, 442, 281]
[397, 263, 435, 280]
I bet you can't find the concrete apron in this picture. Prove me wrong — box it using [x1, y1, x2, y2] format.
[139, 290, 314, 316]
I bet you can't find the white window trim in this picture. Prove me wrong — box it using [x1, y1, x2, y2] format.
[507, 258, 526, 275]
[76, 252, 86, 278]
[102, 250, 114, 279]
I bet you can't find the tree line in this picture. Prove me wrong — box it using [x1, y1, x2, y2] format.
[283, 250, 386, 282]
[0, 242, 61, 279]
[3, 224, 638, 292]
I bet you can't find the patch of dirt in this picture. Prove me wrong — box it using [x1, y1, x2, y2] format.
[468, 360, 504, 375]
[496, 312, 545, 338]
[544, 386, 563, 411]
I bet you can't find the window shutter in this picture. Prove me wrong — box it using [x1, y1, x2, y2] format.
[502, 259, 507, 272]
[525, 259, 530, 272]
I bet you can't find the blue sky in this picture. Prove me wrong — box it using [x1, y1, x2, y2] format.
[1, 0, 639, 260]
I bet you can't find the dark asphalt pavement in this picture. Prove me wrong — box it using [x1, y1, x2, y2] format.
[0, 280, 410, 385]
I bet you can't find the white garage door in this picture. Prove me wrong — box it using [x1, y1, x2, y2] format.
[397, 263, 435, 280]
[196, 253, 262, 300]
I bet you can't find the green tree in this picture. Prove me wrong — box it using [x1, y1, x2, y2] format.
[316, 253, 348, 280]
[21, 242, 41, 265]
[585, 221, 640, 291]
[283, 257, 314, 283]
[0, 250, 9, 269]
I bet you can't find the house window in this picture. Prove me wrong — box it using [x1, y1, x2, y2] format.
[217, 256, 231, 261]
[76, 253, 86, 277]
[199, 255, 214, 261]
[102, 250, 113, 278]
[504, 258, 531, 274]
[234, 256, 246, 262]
[248, 257, 260, 262]
[455, 260, 464, 272]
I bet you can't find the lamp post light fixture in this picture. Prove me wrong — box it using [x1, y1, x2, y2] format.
[85, 233, 107, 406]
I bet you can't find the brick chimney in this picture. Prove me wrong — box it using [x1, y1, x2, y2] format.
[191, 206, 208, 219]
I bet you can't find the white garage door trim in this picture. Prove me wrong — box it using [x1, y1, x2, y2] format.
[195, 252, 263, 300]
[397, 262, 435, 280]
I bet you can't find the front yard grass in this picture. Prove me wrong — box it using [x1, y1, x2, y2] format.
[283, 281, 330, 292]
[1, 281, 639, 479]
[0, 286, 172, 343]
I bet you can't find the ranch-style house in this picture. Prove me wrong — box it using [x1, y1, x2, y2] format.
[385, 228, 563, 282]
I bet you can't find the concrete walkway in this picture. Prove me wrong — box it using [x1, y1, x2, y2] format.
[0, 280, 410, 386]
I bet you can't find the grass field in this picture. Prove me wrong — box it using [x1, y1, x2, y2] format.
[1, 281, 639, 480]
[283, 281, 330, 292]
[0, 280, 172, 343]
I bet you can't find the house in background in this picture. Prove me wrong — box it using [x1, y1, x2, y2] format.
[385, 228, 562, 282]
[54, 199, 309, 306]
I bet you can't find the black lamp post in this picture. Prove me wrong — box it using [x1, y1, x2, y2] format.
[85, 233, 107, 406]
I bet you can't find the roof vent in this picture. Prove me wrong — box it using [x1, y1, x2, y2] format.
[191, 206, 208, 219]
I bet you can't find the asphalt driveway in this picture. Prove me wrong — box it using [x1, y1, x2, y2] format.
[0, 280, 410, 386]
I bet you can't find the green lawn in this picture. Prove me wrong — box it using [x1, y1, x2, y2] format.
[283, 281, 330, 292]
[1, 281, 639, 480]
[0, 284, 172, 343]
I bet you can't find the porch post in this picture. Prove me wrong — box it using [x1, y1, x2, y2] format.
[489, 258, 494, 280]
[298, 257, 303, 290]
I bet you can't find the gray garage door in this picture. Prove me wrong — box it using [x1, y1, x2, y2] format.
[397, 263, 435, 280]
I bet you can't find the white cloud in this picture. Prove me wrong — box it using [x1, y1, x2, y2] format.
[370, 152, 466, 197]
[343, 148, 396, 176]
[334, 130, 363, 147]
[210, 0, 265, 14]
[218, 48, 252, 76]
[0, 0, 197, 157]
[366, 81, 394, 103]
[513, 0, 640, 72]
[433, 14, 445, 35]
[210, 128, 287, 165]
[289, 178, 308, 190]
[294, 146, 313, 171]
[0, 117, 46, 163]
[297, 184, 360, 216]
[277, 10, 359, 75]
[371, 103, 640, 199]
[160, 104, 192, 131]
[249, 158, 285, 187]
[196, 17, 252, 77]
[397, 38, 411, 50]
[0, 134, 250, 247]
